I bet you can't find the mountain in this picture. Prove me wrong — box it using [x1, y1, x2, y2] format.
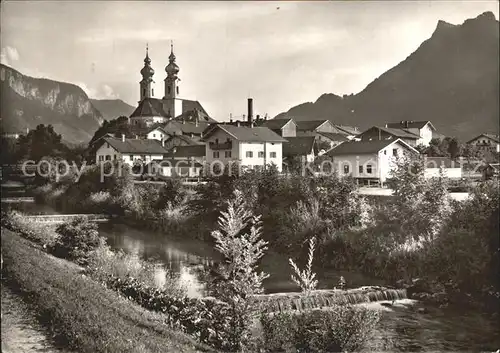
[0, 64, 104, 144]
[275, 12, 499, 141]
[90, 99, 135, 121]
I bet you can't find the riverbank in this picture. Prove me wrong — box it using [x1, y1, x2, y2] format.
[1, 228, 214, 353]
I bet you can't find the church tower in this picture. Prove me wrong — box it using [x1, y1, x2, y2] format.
[163, 41, 180, 118]
[139, 44, 155, 101]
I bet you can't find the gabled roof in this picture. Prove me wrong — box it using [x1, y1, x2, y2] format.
[100, 137, 168, 154]
[359, 126, 420, 139]
[179, 100, 217, 123]
[146, 126, 169, 135]
[334, 125, 359, 135]
[467, 133, 500, 144]
[169, 145, 206, 158]
[283, 136, 316, 157]
[202, 125, 288, 143]
[295, 120, 332, 132]
[130, 98, 166, 118]
[164, 134, 202, 146]
[327, 138, 418, 156]
[317, 132, 350, 142]
[261, 118, 295, 130]
[385, 121, 436, 131]
[163, 120, 211, 135]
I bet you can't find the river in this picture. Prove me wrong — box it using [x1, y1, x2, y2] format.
[2, 195, 500, 352]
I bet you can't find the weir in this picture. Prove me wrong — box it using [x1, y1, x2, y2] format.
[249, 286, 407, 313]
[24, 214, 111, 224]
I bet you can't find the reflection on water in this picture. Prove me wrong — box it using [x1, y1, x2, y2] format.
[4, 200, 500, 351]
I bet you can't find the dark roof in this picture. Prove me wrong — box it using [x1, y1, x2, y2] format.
[130, 98, 165, 118]
[163, 120, 211, 135]
[283, 136, 316, 157]
[203, 125, 287, 142]
[317, 132, 350, 142]
[169, 145, 206, 158]
[385, 121, 434, 130]
[101, 137, 168, 154]
[261, 118, 294, 130]
[295, 120, 331, 131]
[359, 126, 420, 139]
[130, 97, 216, 123]
[424, 157, 460, 168]
[334, 125, 359, 135]
[164, 134, 202, 146]
[179, 100, 217, 123]
[327, 139, 416, 156]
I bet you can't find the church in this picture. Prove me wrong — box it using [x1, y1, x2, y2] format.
[129, 43, 216, 126]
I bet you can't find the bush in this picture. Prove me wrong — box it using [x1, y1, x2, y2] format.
[259, 306, 380, 353]
[1, 210, 59, 248]
[51, 217, 105, 264]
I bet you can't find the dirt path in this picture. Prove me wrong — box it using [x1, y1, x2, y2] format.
[1, 284, 71, 353]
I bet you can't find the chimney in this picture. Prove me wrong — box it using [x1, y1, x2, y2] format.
[230, 118, 233, 123]
[247, 98, 253, 123]
[385, 123, 388, 128]
[405, 121, 409, 128]
[256, 114, 260, 122]
[264, 114, 268, 121]
[122, 134, 125, 142]
[236, 120, 241, 127]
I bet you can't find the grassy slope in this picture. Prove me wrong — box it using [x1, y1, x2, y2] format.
[1, 228, 216, 353]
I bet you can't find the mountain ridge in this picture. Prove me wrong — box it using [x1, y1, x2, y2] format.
[274, 11, 499, 140]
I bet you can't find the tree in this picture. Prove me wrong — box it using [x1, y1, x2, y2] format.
[88, 116, 133, 147]
[17, 124, 68, 162]
[447, 137, 461, 160]
[210, 189, 269, 351]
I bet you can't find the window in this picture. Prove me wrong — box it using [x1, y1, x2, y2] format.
[176, 87, 179, 95]
[152, 133, 156, 138]
[384, 150, 387, 155]
[106, 155, 111, 161]
[106, 143, 110, 148]
[343, 164, 349, 174]
[98, 156, 104, 161]
[152, 88, 154, 96]
[213, 151, 219, 158]
[359, 165, 363, 174]
[367, 164, 373, 174]
[215, 138, 219, 144]
[270, 152, 277, 158]
[143, 89, 146, 96]
[258, 151, 264, 158]
[393, 148, 398, 156]
[114, 155, 117, 160]
[246, 151, 253, 158]
[168, 86, 171, 94]
[225, 151, 232, 158]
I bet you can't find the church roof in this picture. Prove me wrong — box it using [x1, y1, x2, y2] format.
[130, 98, 165, 118]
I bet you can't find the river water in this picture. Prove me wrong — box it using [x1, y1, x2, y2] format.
[2, 194, 500, 352]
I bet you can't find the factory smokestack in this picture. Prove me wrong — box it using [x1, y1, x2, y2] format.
[247, 98, 253, 123]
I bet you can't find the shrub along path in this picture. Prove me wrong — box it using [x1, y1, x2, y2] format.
[1, 228, 216, 353]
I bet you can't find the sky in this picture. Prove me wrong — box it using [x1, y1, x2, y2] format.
[1, 1, 498, 121]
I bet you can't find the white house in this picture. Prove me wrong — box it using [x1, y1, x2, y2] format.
[423, 156, 462, 179]
[385, 121, 436, 147]
[146, 127, 170, 144]
[325, 138, 419, 186]
[201, 124, 287, 173]
[147, 158, 203, 178]
[466, 133, 500, 153]
[95, 136, 168, 166]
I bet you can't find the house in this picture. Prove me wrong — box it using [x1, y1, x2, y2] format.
[333, 125, 360, 140]
[147, 158, 203, 179]
[260, 118, 297, 137]
[466, 134, 500, 153]
[479, 163, 500, 180]
[161, 120, 210, 140]
[95, 135, 167, 166]
[167, 145, 206, 163]
[283, 136, 316, 165]
[325, 138, 419, 186]
[423, 156, 462, 179]
[146, 126, 170, 143]
[201, 124, 287, 173]
[295, 120, 338, 135]
[385, 121, 436, 147]
[316, 132, 350, 150]
[163, 134, 202, 150]
[357, 126, 420, 146]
